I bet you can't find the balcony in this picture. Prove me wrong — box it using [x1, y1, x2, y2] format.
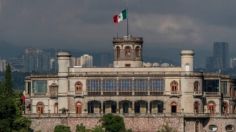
[193, 91, 202, 97]
[170, 91, 181, 97]
[204, 92, 221, 97]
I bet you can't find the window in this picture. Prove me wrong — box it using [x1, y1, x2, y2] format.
[116, 46, 120, 59]
[87, 79, 101, 96]
[170, 81, 178, 93]
[134, 79, 148, 92]
[103, 79, 117, 92]
[124, 46, 131, 57]
[135, 46, 141, 57]
[194, 101, 199, 114]
[150, 79, 164, 92]
[36, 102, 44, 114]
[33, 80, 47, 95]
[76, 102, 82, 114]
[194, 81, 199, 92]
[223, 102, 228, 114]
[225, 125, 234, 132]
[204, 80, 219, 92]
[208, 101, 216, 114]
[49, 83, 58, 97]
[54, 103, 58, 114]
[75, 81, 83, 93]
[221, 81, 227, 95]
[87, 79, 101, 92]
[209, 125, 217, 132]
[171, 102, 177, 113]
[119, 79, 132, 92]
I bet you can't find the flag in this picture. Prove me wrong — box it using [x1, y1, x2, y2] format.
[113, 9, 127, 23]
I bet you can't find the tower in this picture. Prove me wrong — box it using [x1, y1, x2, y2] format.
[180, 50, 194, 72]
[57, 52, 71, 111]
[113, 35, 143, 67]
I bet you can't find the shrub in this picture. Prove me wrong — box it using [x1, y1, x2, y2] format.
[54, 125, 70, 132]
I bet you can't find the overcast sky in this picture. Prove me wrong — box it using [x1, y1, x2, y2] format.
[0, 0, 235, 55]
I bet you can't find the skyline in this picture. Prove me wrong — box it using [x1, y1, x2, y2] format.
[1, 0, 236, 67]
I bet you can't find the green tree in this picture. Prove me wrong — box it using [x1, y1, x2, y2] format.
[76, 123, 86, 132]
[100, 114, 125, 132]
[12, 116, 31, 132]
[2, 64, 13, 97]
[157, 123, 177, 132]
[54, 125, 71, 132]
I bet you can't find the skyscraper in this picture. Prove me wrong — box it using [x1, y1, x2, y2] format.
[213, 42, 229, 70]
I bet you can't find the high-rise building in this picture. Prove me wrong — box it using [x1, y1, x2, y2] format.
[80, 54, 93, 67]
[213, 42, 229, 70]
[0, 59, 7, 72]
[23, 48, 51, 73]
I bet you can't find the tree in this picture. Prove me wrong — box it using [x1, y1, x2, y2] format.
[157, 123, 177, 132]
[54, 125, 71, 132]
[3, 64, 13, 97]
[76, 123, 86, 132]
[100, 114, 125, 132]
[92, 125, 104, 132]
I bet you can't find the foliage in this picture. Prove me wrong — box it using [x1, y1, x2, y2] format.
[100, 114, 126, 132]
[12, 116, 31, 131]
[3, 64, 13, 97]
[91, 125, 104, 132]
[157, 123, 177, 132]
[54, 125, 71, 132]
[76, 123, 86, 132]
[0, 65, 31, 132]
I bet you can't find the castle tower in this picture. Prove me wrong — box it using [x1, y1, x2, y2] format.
[57, 52, 71, 112]
[113, 35, 143, 67]
[180, 50, 194, 72]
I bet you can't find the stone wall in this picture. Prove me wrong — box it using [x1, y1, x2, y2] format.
[30, 117, 183, 132]
[30, 116, 236, 132]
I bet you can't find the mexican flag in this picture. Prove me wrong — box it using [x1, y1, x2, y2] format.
[113, 9, 127, 23]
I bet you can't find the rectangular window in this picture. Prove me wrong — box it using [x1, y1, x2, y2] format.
[221, 81, 227, 95]
[119, 79, 132, 92]
[150, 79, 164, 92]
[204, 80, 219, 92]
[32, 80, 47, 95]
[134, 79, 148, 92]
[103, 79, 117, 92]
[87, 79, 101, 92]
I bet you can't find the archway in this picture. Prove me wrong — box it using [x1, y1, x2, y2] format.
[119, 100, 132, 114]
[88, 100, 101, 114]
[150, 100, 164, 113]
[223, 102, 228, 114]
[54, 103, 58, 114]
[103, 100, 117, 113]
[134, 100, 147, 114]
[76, 101, 82, 114]
[171, 102, 177, 113]
[208, 101, 216, 114]
[194, 101, 199, 114]
[36, 102, 44, 114]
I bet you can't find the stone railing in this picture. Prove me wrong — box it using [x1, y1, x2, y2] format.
[204, 92, 221, 97]
[193, 91, 202, 96]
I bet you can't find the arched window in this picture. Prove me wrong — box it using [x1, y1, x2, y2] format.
[208, 101, 216, 114]
[171, 102, 177, 113]
[194, 101, 199, 114]
[36, 102, 44, 114]
[225, 124, 234, 132]
[54, 103, 58, 114]
[125, 46, 131, 57]
[135, 46, 140, 57]
[194, 81, 199, 92]
[116, 46, 120, 59]
[76, 101, 82, 114]
[170, 81, 178, 94]
[223, 102, 228, 114]
[75, 81, 83, 94]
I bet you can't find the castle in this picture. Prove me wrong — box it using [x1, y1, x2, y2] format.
[24, 35, 236, 132]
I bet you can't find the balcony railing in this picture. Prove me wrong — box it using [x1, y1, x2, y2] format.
[204, 92, 221, 97]
[193, 91, 202, 96]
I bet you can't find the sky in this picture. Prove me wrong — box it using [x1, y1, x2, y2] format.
[0, 0, 236, 64]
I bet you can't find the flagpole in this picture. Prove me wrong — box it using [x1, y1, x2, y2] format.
[127, 8, 129, 36]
